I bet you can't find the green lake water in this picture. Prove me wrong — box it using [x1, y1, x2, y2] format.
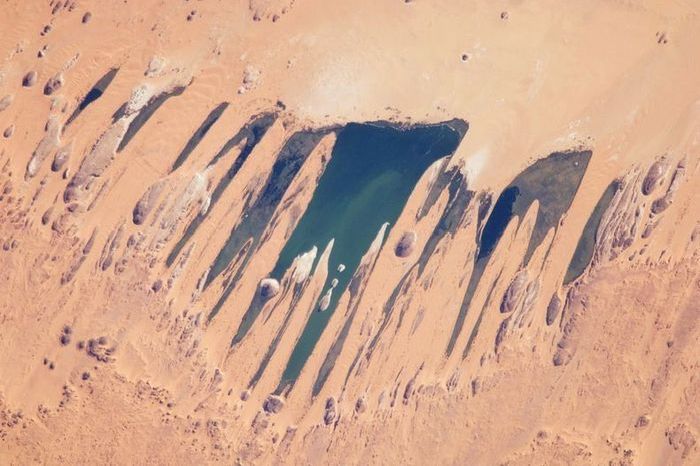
[268, 121, 466, 392]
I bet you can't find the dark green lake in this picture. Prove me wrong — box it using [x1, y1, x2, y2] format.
[262, 120, 466, 392]
[446, 150, 592, 357]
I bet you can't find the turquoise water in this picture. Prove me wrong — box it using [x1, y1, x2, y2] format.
[205, 130, 329, 323]
[268, 120, 465, 393]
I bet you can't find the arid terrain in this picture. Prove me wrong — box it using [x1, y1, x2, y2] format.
[0, 0, 699, 464]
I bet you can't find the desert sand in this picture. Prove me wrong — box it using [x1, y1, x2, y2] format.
[0, 0, 698, 464]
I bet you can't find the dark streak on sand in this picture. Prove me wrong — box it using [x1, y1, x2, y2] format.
[64, 68, 119, 128]
[170, 102, 229, 171]
[365, 167, 474, 360]
[116, 85, 188, 153]
[206, 130, 330, 321]
[166, 112, 277, 267]
[462, 268, 503, 359]
[310, 241, 384, 398]
[563, 179, 620, 285]
[246, 279, 312, 389]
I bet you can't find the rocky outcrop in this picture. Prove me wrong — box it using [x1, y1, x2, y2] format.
[85, 336, 116, 363]
[152, 170, 210, 248]
[259, 278, 280, 299]
[500, 269, 529, 313]
[59, 325, 72, 346]
[592, 171, 642, 265]
[61, 228, 97, 284]
[354, 396, 367, 414]
[237, 65, 261, 94]
[263, 395, 284, 414]
[553, 286, 584, 366]
[494, 318, 510, 353]
[133, 181, 165, 225]
[22, 71, 37, 87]
[402, 378, 416, 404]
[43, 73, 64, 95]
[395, 231, 417, 257]
[494, 270, 540, 354]
[546, 292, 562, 326]
[27, 116, 62, 178]
[167, 243, 194, 289]
[145, 56, 166, 77]
[665, 423, 696, 459]
[98, 223, 125, 271]
[650, 159, 685, 215]
[323, 397, 337, 425]
[0, 94, 13, 111]
[641, 157, 668, 195]
[64, 119, 128, 201]
[51, 142, 72, 172]
[318, 288, 332, 311]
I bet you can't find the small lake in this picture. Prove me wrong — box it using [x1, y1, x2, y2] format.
[270, 120, 466, 391]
